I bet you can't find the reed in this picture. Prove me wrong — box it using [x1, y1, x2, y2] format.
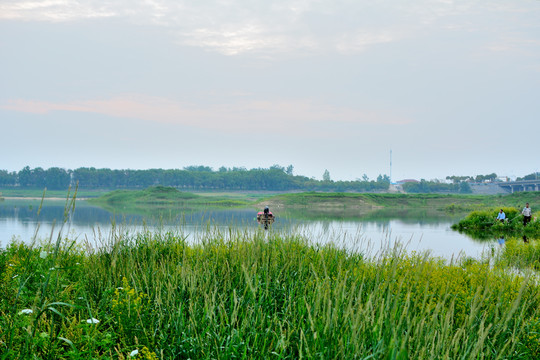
[2, 226, 540, 359]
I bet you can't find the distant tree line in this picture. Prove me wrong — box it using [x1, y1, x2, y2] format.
[403, 172, 506, 194]
[445, 173, 498, 183]
[517, 172, 540, 181]
[402, 180, 472, 194]
[404, 172, 518, 194]
[0, 166, 390, 192]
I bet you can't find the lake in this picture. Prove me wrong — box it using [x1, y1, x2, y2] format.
[0, 198, 492, 259]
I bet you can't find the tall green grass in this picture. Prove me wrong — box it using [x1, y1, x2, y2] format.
[494, 238, 540, 271]
[2, 223, 540, 359]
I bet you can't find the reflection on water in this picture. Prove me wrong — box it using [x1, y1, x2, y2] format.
[0, 199, 488, 259]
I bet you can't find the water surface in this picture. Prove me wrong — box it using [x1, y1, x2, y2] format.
[0, 199, 490, 259]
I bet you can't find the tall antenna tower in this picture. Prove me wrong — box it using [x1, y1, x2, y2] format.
[390, 149, 392, 184]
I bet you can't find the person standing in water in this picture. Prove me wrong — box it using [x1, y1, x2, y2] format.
[263, 206, 271, 229]
[257, 206, 274, 230]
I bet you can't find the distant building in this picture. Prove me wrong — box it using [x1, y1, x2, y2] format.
[393, 179, 419, 192]
[396, 179, 419, 185]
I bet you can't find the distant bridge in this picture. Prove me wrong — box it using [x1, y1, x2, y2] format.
[497, 180, 540, 193]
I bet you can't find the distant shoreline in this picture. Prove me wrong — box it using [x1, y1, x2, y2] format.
[2, 197, 89, 201]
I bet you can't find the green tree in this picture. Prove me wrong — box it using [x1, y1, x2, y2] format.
[286, 165, 294, 176]
[459, 181, 472, 194]
[184, 165, 213, 172]
[0, 170, 16, 186]
[270, 164, 284, 172]
[44, 167, 70, 190]
[323, 169, 331, 182]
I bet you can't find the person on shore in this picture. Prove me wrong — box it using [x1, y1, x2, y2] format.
[522, 203, 532, 226]
[496, 209, 506, 222]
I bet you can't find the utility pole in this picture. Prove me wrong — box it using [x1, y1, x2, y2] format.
[390, 149, 392, 184]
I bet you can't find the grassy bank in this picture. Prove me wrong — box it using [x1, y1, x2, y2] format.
[2, 227, 540, 359]
[263, 192, 540, 211]
[6, 186, 540, 216]
[88, 186, 252, 210]
[0, 188, 109, 199]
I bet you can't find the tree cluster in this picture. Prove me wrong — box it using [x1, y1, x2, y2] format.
[445, 173, 498, 184]
[517, 172, 540, 181]
[0, 166, 390, 192]
[403, 179, 472, 194]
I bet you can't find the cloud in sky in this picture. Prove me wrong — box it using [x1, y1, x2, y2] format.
[1, 0, 540, 180]
[1, 95, 412, 138]
[2, 0, 537, 56]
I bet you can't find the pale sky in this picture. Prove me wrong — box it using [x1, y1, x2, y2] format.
[1, 0, 539, 181]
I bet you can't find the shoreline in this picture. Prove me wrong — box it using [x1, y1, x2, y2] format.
[2, 196, 89, 201]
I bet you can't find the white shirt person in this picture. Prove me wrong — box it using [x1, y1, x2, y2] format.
[522, 203, 532, 226]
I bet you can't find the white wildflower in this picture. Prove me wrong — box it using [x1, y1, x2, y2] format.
[18, 309, 33, 315]
[129, 349, 139, 357]
[86, 318, 100, 324]
[40, 251, 47, 259]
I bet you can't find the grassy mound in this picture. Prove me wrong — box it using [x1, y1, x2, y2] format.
[451, 207, 540, 240]
[92, 186, 200, 204]
[452, 207, 522, 231]
[89, 187, 251, 211]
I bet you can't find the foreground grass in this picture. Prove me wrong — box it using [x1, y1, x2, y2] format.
[495, 238, 540, 272]
[2, 228, 540, 359]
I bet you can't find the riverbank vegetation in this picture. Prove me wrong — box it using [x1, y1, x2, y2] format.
[5, 186, 540, 225]
[2, 226, 540, 359]
[66, 187, 540, 224]
[496, 239, 540, 271]
[73, 187, 540, 221]
[88, 186, 253, 211]
[262, 191, 540, 214]
[451, 206, 540, 240]
[0, 188, 109, 199]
